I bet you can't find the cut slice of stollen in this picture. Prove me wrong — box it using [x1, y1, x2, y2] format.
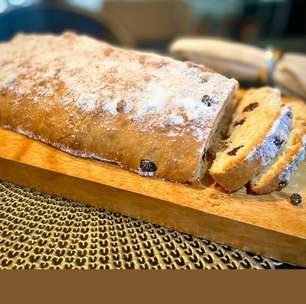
[250, 97, 306, 194]
[209, 87, 292, 192]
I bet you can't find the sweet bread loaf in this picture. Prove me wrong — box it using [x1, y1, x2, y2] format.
[250, 97, 306, 194]
[209, 87, 292, 192]
[0, 32, 237, 184]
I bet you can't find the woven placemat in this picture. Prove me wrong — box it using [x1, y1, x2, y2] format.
[0, 181, 280, 269]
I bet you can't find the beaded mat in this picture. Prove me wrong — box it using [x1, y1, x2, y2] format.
[0, 181, 282, 269]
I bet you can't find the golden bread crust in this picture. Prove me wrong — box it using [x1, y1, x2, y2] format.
[0, 32, 237, 183]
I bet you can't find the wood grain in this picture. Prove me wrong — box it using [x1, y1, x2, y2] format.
[0, 128, 305, 266]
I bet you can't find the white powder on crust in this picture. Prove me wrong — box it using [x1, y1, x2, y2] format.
[102, 96, 121, 115]
[168, 114, 184, 125]
[0, 32, 237, 144]
[76, 93, 99, 112]
[247, 106, 292, 166]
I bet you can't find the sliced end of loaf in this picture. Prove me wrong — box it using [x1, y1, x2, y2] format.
[250, 96, 306, 194]
[250, 131, 305, 194]
[209, 88, 292, 192]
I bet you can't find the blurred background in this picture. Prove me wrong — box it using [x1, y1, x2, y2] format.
[0, 0, 305, 52]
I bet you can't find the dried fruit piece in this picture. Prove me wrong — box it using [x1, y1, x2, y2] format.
[139, 159, 157, 176]
[233, 118, 246, 127]
[227, 145, 244, 156]
[116, 100, 125, 113]
[290, 193, 302, 205]
[273, 136, 284, 148]
[286, 111, 292, 119]
[243, 102, 259, 112]
[201, 95, 214, 106]
[200, 77, 208, 83]
[278, 180, 288, 189]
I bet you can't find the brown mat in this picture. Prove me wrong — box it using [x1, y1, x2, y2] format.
[0, 181, 276, 269]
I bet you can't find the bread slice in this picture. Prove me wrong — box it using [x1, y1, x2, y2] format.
[250, 97, 306, 194]
[0, 32, 237, 184]
[209, 87, 292, 192]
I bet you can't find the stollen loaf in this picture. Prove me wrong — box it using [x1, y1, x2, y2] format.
[0, 32, 237, 184]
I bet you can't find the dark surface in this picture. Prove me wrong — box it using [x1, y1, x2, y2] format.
[0, 4, 118, 44]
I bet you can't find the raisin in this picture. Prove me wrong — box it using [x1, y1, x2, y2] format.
[287, 111, 292, 119]
[116, 100, 125, 113]
[290, 193, 302, 205]
[278, 180, 288, 189]
[233, 118, 246, 127]
[273, 136, 284, 148]
[139, 160, 157, 172]
[243, 102, 259, 112]
[200, 76, 208, 83]
[201, 95, 214, 106]
[227, 145, 244, 156]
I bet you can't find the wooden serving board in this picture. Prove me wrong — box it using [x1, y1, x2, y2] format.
[0, 128, 305, 266]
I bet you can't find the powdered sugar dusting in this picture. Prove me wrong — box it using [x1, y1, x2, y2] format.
[169, 114, 184, 125]
[102, 96, 121, 115]
[247, 106, 292, 166]
[0, 32, 237, 144]
[76, 93, 99, 112]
